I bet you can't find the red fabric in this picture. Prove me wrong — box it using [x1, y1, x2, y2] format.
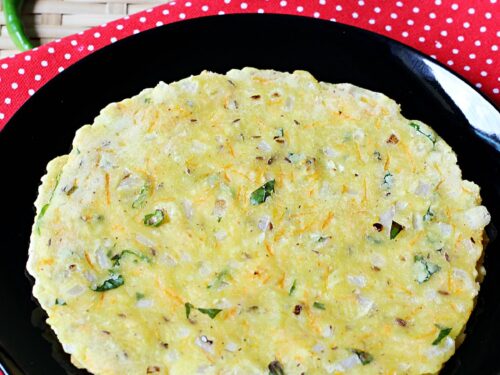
[0, 0, 498, 131]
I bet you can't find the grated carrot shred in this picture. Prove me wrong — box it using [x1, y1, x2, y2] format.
[321, 211, 334, 230]
[84, 251, 96, 271]
[105, 173, 111, 206]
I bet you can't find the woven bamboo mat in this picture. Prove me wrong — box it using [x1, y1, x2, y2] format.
[0, 0, 166, 58]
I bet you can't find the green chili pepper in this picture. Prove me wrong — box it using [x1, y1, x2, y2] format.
[3, 0, 33, 51]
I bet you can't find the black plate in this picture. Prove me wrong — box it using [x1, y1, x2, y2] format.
[0, 14, 499, 375]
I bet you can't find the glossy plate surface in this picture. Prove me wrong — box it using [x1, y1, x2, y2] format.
[0, 14, 499, 375]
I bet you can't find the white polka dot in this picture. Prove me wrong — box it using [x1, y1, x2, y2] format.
[64, 53, 71, 60]
[18, 68, 25, 75]
[486, 59, 493, 64]
[435, 41, 442, 48]
[77, 31, 84, 35]
[116, 24, 124, 30]
[110, 37, 117, 43]
[58, 67, 64, 73]
[48, 47, 55, 53]
[24, 55, 31, 61]
[457, 35, 465, 42]
[402, 31, 409, 37]
[441, 30, 448, 36]
[481, 71, 488, 77]
[374, 7, 381, 13]
[70, 40, 77, 46]
[451, 3, 459, 10]
[446, 17, 453, 23]
[492, 45, 499, 51]
[0, 113, 4, 120]
[185, 1, 192, 6]
[88, 45, 94, 51]
[296, 6, 303, 12]
[368, 19, 375, 25]
[358, 0, 365, 5]
[430, 54, 437, 59]
[412, 7, 420, 13]
[28, 89, 35, 96]
[41, 60, 48, 67]
[407, 19, 414, 26]
[447, 60, 454, 66]
[201, 5, 208, 11]
[475, 83, 482, 88]
[429, 12, 436, 19]
[156, 21, 164, 26]
[241, 2, 248, 9]
[5, 98, 11, 104]
[419, 36, 425, 42]
[493, 88, 499, 94]
[390, 13, 398, 19]
[424, 25, 431, 31]
[133, 29, 140, 34]
[485, 12, 492, 19]
[319, 0, 326, 4]
[279, 1, 287, 6]
[329, 18, 336, 22]
[257, 8, 264, 13]
[464, 66, 470, 71]
[480, 26, 487, 33]
[179, 13, 186, 19]
[396, 1, 403, 7]
[352, 12, 359, 19]
[162, 9, 169, 15]
[497, 31, 500, 38]
[452, 48, 459, 54]
[469, 53, 476, 59]
[146, 8, 153, 13]
[218, 10, 225, 15]
[468, 8, 475, 14]
[55, 38, 61, 43]
[385, 25, 392, 31]
[336, 5, 342, 11]
[313, 12, 320, 18]
[435, 0, 442, 4]
[474, 40, 481, 46]
[139, 17, 146, 23]
[124, 15, 130, 19]
[463, 22, 470, 28]
[1, 63, 8, 69]
[11, 82, 18, 89]
[94, 32, 101, 38]
[224, 0, 230, 3]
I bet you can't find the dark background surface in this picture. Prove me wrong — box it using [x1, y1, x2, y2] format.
[0, 14, 499, 375]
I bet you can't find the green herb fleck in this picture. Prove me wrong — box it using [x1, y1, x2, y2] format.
[197, 308, 223, 319]
[185, 302, 194, 319]
[144, 97, 152, 104]
[35, 172, 62, 235]
[423, 206, 434, 222]
[318, 236, 330, 243]
[414, 255, 441, 283]
[432, 325, 452, 345]
[111, 250, 150, 267]
[289, 279, 297, 296]
[390, 221, 404, 240]
[208, 269, 230, 289]
[374, 151, 382, 161]
[353, 349, 374, 365]
[409, 122, 437, 145]
[143, 209, 166, 227]
[313, 302, 326, 310]
[276, 128, 284, 138]
[268, 360, 285, 375]
[93, 274, 124, 292]
[136, 292, 145, 300]
[250, 179, 275, 205]
[382, 172, 393, 189]
[217, 217, 222, 223]
[132, 182, 150, 208]
[55, 298, 66, 306]
[287, 152, 302, 164]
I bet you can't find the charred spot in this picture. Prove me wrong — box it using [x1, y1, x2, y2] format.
[256, 156, 265, 161]
[68, 264, 76, 271]
[470, 237, 476, 244]
[438, 290, 450, 296]
[373, 223, 384, 232]
[284, 157, 292, 163]
[274, 139, 285, 144]
[160, 342, 169, 349]
[293, 119, 300, 125]
[267, 157, 275, 165]
[395, 318, 407, 327]
[252, 135, 262, 139]
[232, 118, 241, 123]
[271, 92, 281, 98]
[101, 330, 111, 335]
[250, 95, 261, 100]
[372, 266, 381, 271]
[118, 313, 127, 318]
[293, 304, 303, 315]
[268, 222, 274, 231]
[190, 118, 197, 123]
[386, 134, 399, 144]
[146, 366, 161, 373]
[445, 253, 450, 262]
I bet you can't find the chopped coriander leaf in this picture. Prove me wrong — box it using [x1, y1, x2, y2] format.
[185, 302, 194, 319]
[93, 274, 124, 292]
[132, 182, 150, 208]
[197, 308, 223, 319]
[250, 179, 275, 205]
[276, 128, 284, 138]
[136, 292, 145, 300]
[35, 172, 62, 235]
[289, 279, 297, 296]
[287, 152, 302, 164]
[268, 360, 285, 375]
[353, 349, 374, 365]
[423, 206, 434, 222]
[409, 122, 436, 145]
[414, 255, 441, 283]
[432, 325, 452, 345]
[111, 250, 150, 267]
[55, 298, 67, 306]
[208, 269, 229, 289]
[382, 172, 393, 189]
[313, 302, 326, 310]
[390, 221, 404, 239]
[143, 209, 166, 227]
[318, 236, 330, 243]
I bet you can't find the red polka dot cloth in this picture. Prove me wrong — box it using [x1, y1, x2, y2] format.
[0, 0, 498, 132]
